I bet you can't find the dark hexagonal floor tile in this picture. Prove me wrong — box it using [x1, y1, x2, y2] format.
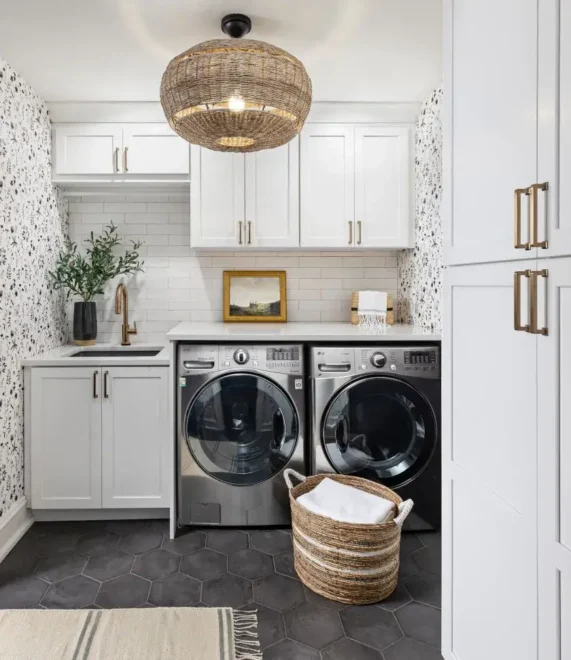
[104, 520, 148, 536]
[249, 530, 292, 555]
[400, 533, 424, 556]
[95, 574, 151, 609]
[33, 531, 82, 557]
[228, 548, 273, 580]
[322, 637, 383, 660]
[202, 573, 252, 608]
[75, 531, 120, 556]
[411, 544, 441, 577]
[206, 530, 248, 554]
[416, 531, 441, 549]
[304, 586, 346, 611]
[42, 575, 99, 609]
[145, 519, 169, 534]
[34, 551, 87, 583]
[132, 549, 180, 580]
[395, 602, 441, 649]
[404, 572, 441, 609]
[240, 604, 285, 651]
[285, 603, 344, 649]
[118, 530, 162, 555]
[377, 582, 413, 612]
[180, 548, 227, 581]
[149, 573, 201, 607]
[162, 530, 206, 555]
[263, 639, 320, 660]
[83, 551, 134, 582]
[383, 637, 443, 660]
[399, 553, 421, 579]
[0, 548, 40, 581]
[0, 575, 48, 609]
[341, 605, 402, 651]
[274, 552, 296, 579]
[254, 573, 305, 612]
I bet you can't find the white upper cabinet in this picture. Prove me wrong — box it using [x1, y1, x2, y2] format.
[190, 146, 245, 248]
[354, 126, 411, 248]
[122, 124, 189, 175]
[300, 124, 355, 248]
[54, 124, 122, 175]
[245, 138, 300, 248]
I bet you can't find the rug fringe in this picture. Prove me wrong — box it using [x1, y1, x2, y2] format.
[232, 610, 263, 660]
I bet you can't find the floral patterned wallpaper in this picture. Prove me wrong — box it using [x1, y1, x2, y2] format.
[398, 86, 443, 332]
[0, 58, 68, 519]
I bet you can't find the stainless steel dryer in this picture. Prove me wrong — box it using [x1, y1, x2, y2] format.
[177, 344, 305, 527]
[310, 345, 441, 530]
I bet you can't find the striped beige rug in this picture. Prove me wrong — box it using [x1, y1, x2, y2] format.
[0, 607, 261, 660]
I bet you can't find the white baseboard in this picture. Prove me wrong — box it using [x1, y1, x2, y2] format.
[0, 498, 34, 562]
[32, 508, 169, 522]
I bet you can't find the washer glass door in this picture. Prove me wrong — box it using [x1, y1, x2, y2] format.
[322, 376, 437, 488]
[185, 373, 298, 486]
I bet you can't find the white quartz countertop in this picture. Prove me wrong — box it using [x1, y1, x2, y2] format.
[166, 322, 441, 342]
[21, 344, 170, 367]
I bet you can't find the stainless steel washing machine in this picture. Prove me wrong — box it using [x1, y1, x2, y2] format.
[177, 344, 305, 527]
[310, 345, 441, 530]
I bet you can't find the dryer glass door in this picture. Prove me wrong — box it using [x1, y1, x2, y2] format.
[322, 376, 437, 488]
[185, 373, 299, 486]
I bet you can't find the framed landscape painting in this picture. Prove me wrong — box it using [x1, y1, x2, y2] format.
[223, 270, 287, 322]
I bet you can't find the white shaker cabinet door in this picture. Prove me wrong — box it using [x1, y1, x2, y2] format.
[444, 0, 538, 265]
[245, 137, 300, 248]
[190, 146, 245, 247]
[442, 261, 538, 660]
[537, 258, 571, 660]
[30, 368, 102, 509]
[122, 124, 189, 175]
[101, 367, 169, 508]
[53, 124, 122, 175]
[300, 124, 355, 248]
[354, 126, 412, 248]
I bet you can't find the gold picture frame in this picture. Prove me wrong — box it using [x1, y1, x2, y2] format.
[223, 270, 287, 323]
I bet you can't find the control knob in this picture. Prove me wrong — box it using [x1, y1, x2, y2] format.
[233, 348, 250, 365]
[370, 352, 387, 368]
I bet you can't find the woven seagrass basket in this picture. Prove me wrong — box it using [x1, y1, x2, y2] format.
[284, 470, 413, 605]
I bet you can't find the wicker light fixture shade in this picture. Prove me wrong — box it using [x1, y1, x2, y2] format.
[160, 17, 312, 152]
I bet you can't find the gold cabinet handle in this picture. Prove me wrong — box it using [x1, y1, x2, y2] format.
[514, 188, 531, 250]
[357, 221, 362, 245]
[348, 221, 353, 245]
[103, 371, 110, 399]
[529, 269, 548, 335]
[123, 147, 129, 173]
[114, 147, 120, 173]
[529, 182, 548, 249]
[238, 221, 243, 245]
[93, 371, 99, 399]
[247, 221, 252, 245]
[514, 270, 531, 332]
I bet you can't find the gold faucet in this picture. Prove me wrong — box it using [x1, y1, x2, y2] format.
[114, 283, 137, 346]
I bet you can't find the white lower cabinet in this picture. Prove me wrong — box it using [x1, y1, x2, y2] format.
[29, 366, 168, 510]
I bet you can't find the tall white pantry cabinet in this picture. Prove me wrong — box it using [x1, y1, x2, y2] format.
[443, 1, 571, 659]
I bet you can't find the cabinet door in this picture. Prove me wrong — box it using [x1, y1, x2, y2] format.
[444, 0, 538, 265]
[245, 137, 299, 247]
[354, 126, 412, 248]
[442, 261, 538, 660]
[300, 124, 355, 248]
[101, 367, 169, 508]
[190, 145, 245, 248]
[53, 124, 122, 175]
[30, 368, 102, 509]
[122, 124, 189, 175]
[537, 258, 571, 659]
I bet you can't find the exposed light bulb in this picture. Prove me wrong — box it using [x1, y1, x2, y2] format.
[228, 96, 246, 112]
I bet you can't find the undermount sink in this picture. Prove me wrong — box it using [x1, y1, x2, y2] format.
[70, 349, 161, 357]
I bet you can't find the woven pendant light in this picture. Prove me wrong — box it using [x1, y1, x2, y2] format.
[160, 14, 312, 152]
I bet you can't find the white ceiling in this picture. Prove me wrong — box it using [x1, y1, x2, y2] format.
[0, 0, 442, 103]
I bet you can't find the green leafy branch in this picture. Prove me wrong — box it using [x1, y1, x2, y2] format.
[49, 223, 145, 302]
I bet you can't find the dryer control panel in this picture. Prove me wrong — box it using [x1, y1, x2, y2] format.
[178, 344, 303, 376]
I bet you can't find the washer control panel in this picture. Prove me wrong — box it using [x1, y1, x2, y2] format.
[178, 344, 303, 375]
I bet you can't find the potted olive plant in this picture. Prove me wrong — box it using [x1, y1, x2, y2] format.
[49, 223, 144, 345]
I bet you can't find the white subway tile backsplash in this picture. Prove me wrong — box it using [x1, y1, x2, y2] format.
[103, 202, 147, 213]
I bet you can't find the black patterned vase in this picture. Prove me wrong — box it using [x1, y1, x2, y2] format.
[73, 302, 97, 346]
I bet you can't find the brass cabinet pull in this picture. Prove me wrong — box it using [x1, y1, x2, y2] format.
[247, 221, 252, 245]
[238, 221, 243, 245]
[514, 188, 531, 250]
[123, 147, 129, 173]
[357, 221, 362, 245]
[529, 269, 549, 335]
[529, 182, 549, 249]
[103, 371, 110, 399]
[114, 147, 120, 173]
[348, 221, 353, 245]
[514, 270, 531, 332]
[93, 371, 99, 399]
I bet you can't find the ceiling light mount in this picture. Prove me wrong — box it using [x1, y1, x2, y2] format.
[221, 13, 252, 39]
